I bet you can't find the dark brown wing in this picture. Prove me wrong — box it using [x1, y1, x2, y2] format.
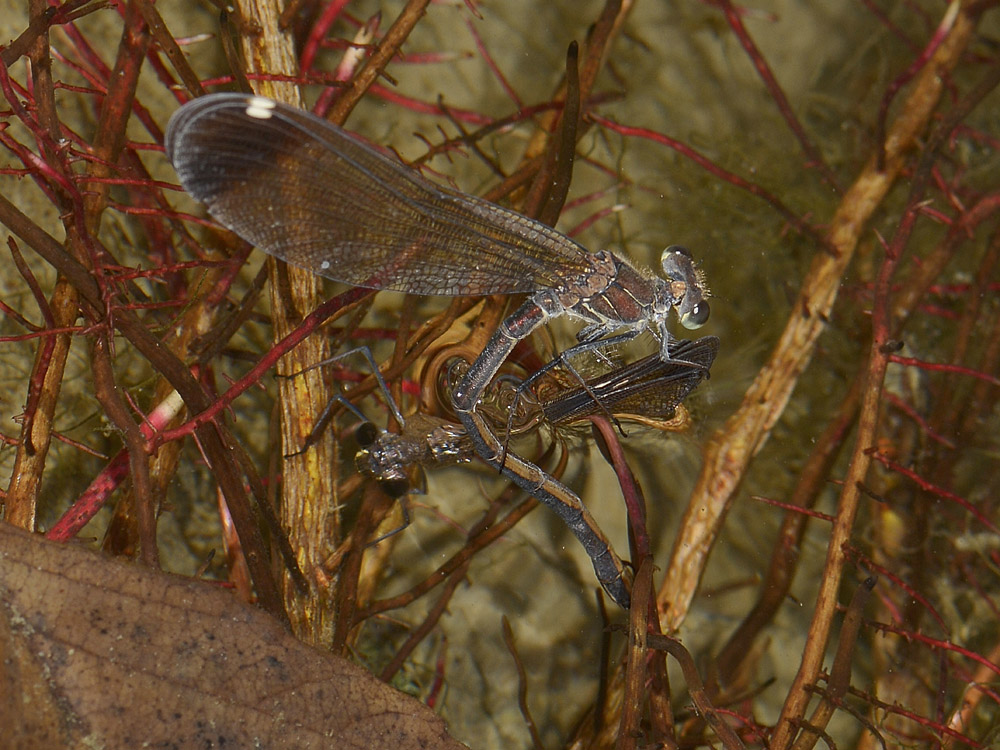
[165, 93, 597, 296]
[541, 336, 720, 424]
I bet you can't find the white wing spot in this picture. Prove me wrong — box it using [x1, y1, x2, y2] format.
[245, 97, 277, 120]
[320, 260, 331, 270]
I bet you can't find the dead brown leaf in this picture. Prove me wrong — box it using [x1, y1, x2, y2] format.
[0, 522, 465, 749]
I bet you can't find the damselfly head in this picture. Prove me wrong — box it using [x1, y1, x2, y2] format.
[354, 421, 380, 448]
[354, 442, 413, 498]
[661, 245, 710, 330]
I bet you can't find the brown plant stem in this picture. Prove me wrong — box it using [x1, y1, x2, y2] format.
[615, 557, 656, 750]
[0, 191, 287, 623]
[230, 0, 338, 643]
[659, 0, 977, 636]
[709, 376, 859, 692]
[789, 577, 876, 750]
[134, 0, 204, 98]
[647, 633, 746, 750]
[4, 0, 150, 536]
[715, 127, 1000, 700]
[502, 616, 545, 750]
[380, 560, 470, 684]
[772, 10, 996, 742]
[327, 0, 432, 125]
[352, 437, 570, 625]
[90, 336, 158, 565]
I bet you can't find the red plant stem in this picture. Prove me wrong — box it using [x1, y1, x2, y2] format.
[327, 0, 433, 124]
[869, 450, 999, 534]
[155, 286, 370, 447]
[589, 114, 827, 248]
[0, 0, 99, 66]
[748, 495, 834, 523]
[773, 20, 993, 737]
[0, 76, 81, 199]
[859, 0, 920, 51]
[45, 390, 186, 542]
[314, 12, 379, 117]
[883, 392, 957, 449]
[0, 51, 117, 303]
[44, 452, 124, 538]
[465, 15, 523, 109]
[861, 688, 990, 749]
[425, 638, 448, 709]
[870, 621, 1000, 680]
[367, 82, 496, 125]
[588, 415, 649, 561]
[300, 0, 352, 73]
[715, 0, 841, 192]
[888, 353, 1000, 385]
[567, 204, 624, 238]
[846, 548, 948, 633]
[0, 192, 287, 623]
[875, 1, 961, 170]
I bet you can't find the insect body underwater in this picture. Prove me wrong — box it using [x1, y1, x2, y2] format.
[166, 93, 712, 608]
[357, 336, 720, 496]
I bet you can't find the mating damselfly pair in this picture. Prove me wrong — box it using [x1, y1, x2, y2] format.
[166, 93, 714, 608]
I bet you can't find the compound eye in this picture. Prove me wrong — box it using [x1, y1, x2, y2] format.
[661, 245, 698, 281]
[355, 421, 379, 448]
[681, 300, 710, 329]
[380, 478, 411, 499]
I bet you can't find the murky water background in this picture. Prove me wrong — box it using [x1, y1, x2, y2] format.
[1, 0, 997, 746]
